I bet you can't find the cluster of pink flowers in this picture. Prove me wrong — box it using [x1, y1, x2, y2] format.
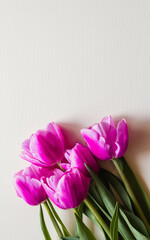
[13, 116, 128, 209]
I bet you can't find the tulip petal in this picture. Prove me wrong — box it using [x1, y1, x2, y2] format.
[57, 169, 91, 209]
[101, 115, 115, 127]
[20, 150, 48, 167]
[81, 129, 112, 160]
[81, 116, 128, 160]
[114, 119, 128, 158]
[22, 138, 31, 152]
[92, 123, 102, 136]
[47, 169, 64, 189]
[100, 116, 117, 145]
[42, 168, 90, 209]
[22, 164, 53, 180]
[30, 131, 63, 166]
[46, 122, 64, 146]
[64, 149, 72, 163]
[60, 163, 71, 171]
[67, 143, 99, 176]
[20, 122, 65, 167]
[13, 175, 46, 205]
[41, 177, 64, 209]
[81, 128, 99, 142]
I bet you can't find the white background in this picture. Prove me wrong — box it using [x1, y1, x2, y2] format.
[0, 1, 150, 239]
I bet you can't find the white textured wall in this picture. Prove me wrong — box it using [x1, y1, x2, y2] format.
[0, 1, 150, 239]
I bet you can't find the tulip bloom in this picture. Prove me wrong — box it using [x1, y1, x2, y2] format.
[41, 168, 91, 209]
[20, 122, 65, 167]
[81, 116, 128, 160]
[63, 143, 99, 177]
[13, 164, 50, 205]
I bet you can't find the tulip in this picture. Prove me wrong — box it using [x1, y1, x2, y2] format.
[20, 122, 65, 167]
[81, 116, 128, 160]
[63, 143, 99, 176]
[41, 168, 91, 209]
[13, 164, 51, 205]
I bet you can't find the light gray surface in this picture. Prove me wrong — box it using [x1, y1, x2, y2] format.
[0, 1, 150, 239]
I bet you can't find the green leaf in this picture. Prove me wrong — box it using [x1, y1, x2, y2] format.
[47, 198, 71, 237]
[83, 205, 101, 229]
[110, 203, 119, 240]
[101, 230, 111, 240]
[88, 193, 111, 221]
[75, 222, 79, 238]
[83, 205, 110, 240]
[85, 165, 135, 240]
[76, 203, 84, 219]
[86, 165, 116, 216]
[119, 157, 150, 223]
[101, 168, 133, 212]
[39, 205, 52, 240]
[120, 209, 150, 240]
[74, 213, 97, 240]
[75, 203, 84, 237]
[61, 238, 79, 240]
[89, 181, 104, 207]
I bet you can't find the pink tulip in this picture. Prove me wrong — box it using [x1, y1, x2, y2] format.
[81, 116, 128, 160]
[13, 164, 51, 205]
[63, 143, 99, 176]
[20, 122, 65, 167]
[41, 168, 91, 209]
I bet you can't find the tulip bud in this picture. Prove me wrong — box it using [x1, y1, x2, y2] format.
[41, 168, 91, 209]
[81, 116, 128, 160]
[13, 165, 51, 205]
[64, 143, 99, 177]
[20, 122, 65, 167]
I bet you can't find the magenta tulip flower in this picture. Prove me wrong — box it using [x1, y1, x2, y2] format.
[13, 164, 51, 205]
[20, 122, 65, 167]
[63, 143, 99, 176]
[41, 168, 91, 209]
[81, 116, 128, 160]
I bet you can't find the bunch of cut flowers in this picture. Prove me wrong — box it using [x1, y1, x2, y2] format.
[13, 116, 150, 240]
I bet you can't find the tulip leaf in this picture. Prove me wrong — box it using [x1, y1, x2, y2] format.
[61, 238, 79, 240]
[86, 165, 116, 216]
[83, 203, 113, 240]
[74, 213, 97, 240]
[47, 198, 71, 237]
[89, 181, 104, 207]
[88, 193, 111, 222]
[39, 205, 52, 240]
[76, 203, 84, 219]
[120, 209, 149, 239]
[83, 205, 102, 229]
[75, 222, 79, 238]
[85, 165, 135, 240]
[101, 168, 133, 212]
[110, 203, 119, 240]
[119, 157, 150, 223]
[75, 203, 84, 237]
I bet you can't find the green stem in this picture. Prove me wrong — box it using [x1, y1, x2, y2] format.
[43, 201, 63, 238]
[74, 208, 80, 217]
[57, 163, 65, 172]
[47, 198, 71, 237]
[113, 158, 150, 234]
[84, 196, 111, 238]
[40, 204, 52, 240]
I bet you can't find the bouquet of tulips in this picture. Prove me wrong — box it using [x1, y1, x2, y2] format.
[13, 116, 150, 240]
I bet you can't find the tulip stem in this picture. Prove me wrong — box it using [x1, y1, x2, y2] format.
[43, 201, 63, 238]
[113, 158, 150, 234]
[74, 208, 80, 217]
[47, 198, 71, 237]
[57, 163, 66, 172]
[84, 196, 111, 238]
